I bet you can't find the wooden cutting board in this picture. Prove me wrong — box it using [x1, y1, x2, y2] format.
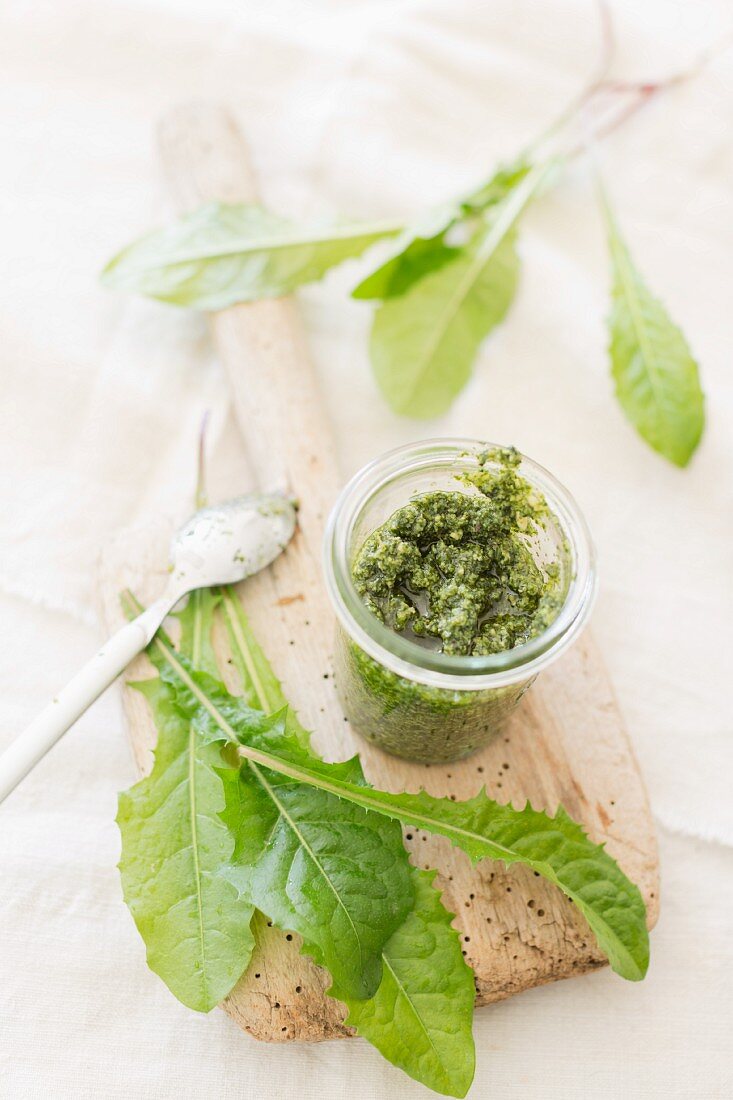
[98, 104, 659, 1043]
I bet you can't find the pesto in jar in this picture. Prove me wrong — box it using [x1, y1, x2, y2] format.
[351, 447, 563, 657]
[332, 445, 572, 764]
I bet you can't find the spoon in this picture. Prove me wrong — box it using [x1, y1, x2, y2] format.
[0, 492, 296, 805]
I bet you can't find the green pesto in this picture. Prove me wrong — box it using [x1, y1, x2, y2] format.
[336, 447, 567, 763]
[352, 447, 562, 657]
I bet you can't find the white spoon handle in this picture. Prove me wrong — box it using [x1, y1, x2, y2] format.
[0, 597, 172, 805]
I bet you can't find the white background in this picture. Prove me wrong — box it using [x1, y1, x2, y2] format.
[1, 1, 731, 1097]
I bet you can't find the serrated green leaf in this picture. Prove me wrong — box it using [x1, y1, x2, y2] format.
[332, 869, 476, 1098]
[143, 635, 649, 983]
[117, 586, 258, 1012]
[231, 760, 414, 1001]
[351, 203, 460, 301]
[459, 158, 533, 214]
[230, 740, 649, 982]
[153, 650, 414, 1002]
[220, 589, 473, 1086]
[117, 676, 256, 1012]
[180, 589, 414, 1002]
[352, 158, 531, 301]
[370, 228, 519, 417]
[102, 202, 400, 309]
[220, 587, 475, 1092]
[605, 204, 705, 466]
[369, 163, 550, 418]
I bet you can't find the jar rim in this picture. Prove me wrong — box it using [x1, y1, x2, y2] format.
[323, 438, 597, 691]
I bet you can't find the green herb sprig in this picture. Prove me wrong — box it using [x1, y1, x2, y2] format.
[102, 19, 721, 467]
[117, 586, 649, 1096]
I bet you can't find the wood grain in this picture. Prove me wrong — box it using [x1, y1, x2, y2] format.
[98, 104, 658, 1043]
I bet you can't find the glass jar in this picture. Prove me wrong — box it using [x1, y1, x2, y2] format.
[323, 439, 597, 764]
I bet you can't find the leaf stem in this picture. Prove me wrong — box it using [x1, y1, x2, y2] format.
[557, 30, 732, 164]
[220, 586, 273, 714]
[107, 219, 405, 275]
[523, 7, 731, 171]
[195, 411, 210, 510]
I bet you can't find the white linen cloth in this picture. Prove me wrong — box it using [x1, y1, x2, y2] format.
[1, 0, 731, 1096]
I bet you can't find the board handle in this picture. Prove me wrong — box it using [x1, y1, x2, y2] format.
[158, 104, 339, 521]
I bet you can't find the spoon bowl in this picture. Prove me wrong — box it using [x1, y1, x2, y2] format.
[171, 493, 297, 591]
